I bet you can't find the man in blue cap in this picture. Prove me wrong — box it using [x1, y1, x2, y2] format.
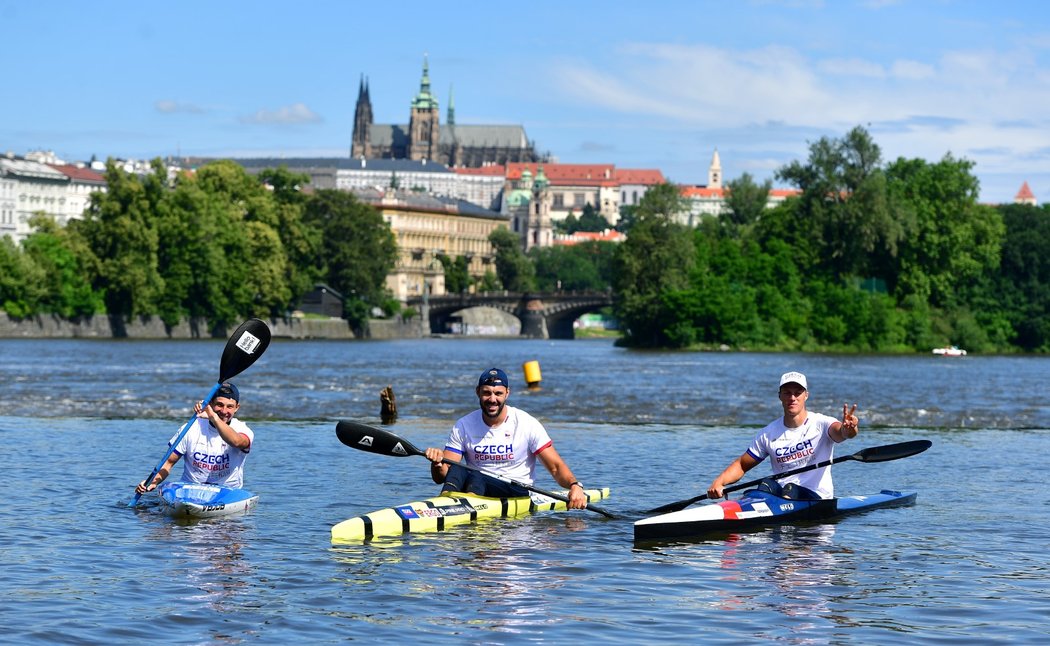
[424, 367, 588, 508]
[134, 381, 255, 494]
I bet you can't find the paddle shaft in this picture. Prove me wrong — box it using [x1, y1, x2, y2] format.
[437, 455, 616, 519]
[644, 439, 932, 515]
[335, 421, 616, 519]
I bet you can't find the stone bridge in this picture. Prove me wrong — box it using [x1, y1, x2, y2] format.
[407, 291, 614, 339]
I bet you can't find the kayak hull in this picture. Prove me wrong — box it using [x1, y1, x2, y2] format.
[634, 489, 916, 543]
[332, 487, 611, 542]
[158, 482, 259, 519]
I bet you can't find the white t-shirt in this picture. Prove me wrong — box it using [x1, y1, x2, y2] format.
[169, 417, 254, 489]
[746, 412, 839, 499]
[444, 405, 553, 485]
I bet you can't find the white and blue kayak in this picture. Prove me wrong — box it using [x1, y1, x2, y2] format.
[634, 488, 916, 543]
[158, 482, 259, 519]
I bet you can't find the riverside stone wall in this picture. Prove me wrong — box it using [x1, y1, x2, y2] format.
[0, 313, 369, 340]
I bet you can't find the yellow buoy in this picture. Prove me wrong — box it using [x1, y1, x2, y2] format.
[522, 360, 542, 388]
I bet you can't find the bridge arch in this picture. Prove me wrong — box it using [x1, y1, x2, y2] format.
[407, 291, 613, 339]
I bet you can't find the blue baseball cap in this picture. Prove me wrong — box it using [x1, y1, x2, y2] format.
[477, 368, 510, 389]
[214, 381, 240, 402]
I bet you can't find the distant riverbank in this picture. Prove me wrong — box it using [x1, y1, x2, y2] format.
[0, 312, 424, 340]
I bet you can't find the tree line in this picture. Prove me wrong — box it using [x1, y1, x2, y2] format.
[611, 126, 1050, 353]
[2, 126, 1048, 352]
[0, 160, 398, 333]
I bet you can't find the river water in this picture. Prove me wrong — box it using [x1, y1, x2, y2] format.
[1, 337, 1047, 644]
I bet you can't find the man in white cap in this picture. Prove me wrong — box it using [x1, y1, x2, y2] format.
[707, 371, 858, 500]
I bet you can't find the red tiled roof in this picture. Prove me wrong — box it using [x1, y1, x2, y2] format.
[47, 163, 106, 183]
[614, 169, 665, 185]
[506, 162, 616, 182]
[680, 186, 725, 198]
[1016, 181, 1035, 200]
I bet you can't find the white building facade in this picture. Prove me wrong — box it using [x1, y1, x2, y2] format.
[0, 153, 106, 243]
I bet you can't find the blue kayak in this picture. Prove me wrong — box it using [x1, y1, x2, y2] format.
[158, 482, 258, 519]
[634, 488, 917, 543]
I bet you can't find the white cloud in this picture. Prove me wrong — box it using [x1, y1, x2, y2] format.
[549, 38, 1050, 192]
[889, 59, 935, 80]
[239, 103, 322, 125]
[819, 58, 886, 79]
[155, 100, 206, 114]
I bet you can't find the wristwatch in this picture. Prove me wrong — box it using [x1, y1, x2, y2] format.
[570, 481, 582, 489]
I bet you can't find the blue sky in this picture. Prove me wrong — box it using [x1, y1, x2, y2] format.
[3, 0, 1049, 204]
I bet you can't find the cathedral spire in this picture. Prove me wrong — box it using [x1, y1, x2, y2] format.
[351, 73, 374, 159]
[447, 83, 455, 126]
[412, 54, 438, 110]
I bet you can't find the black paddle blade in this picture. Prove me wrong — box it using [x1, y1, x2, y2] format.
[218, 318, 271, 383]
[854, 439, 932, 463]
[336, 420, 425, 458]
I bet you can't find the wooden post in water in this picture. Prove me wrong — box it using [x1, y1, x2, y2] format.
[380, 385, 398, 423]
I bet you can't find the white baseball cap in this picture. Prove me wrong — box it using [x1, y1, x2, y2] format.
[779, 371, 808, 390]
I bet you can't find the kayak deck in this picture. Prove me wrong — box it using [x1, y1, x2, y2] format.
[332, 487, 611, 542]
[159, 482, 259, 519]
[634, 489, 916, 543]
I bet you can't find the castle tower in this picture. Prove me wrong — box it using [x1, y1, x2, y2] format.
[708, 148, 722, 189]
[525, 165, 553, 250]
[351, 75, 373, 159]
[408, 56, 440, 162]
[1015, 181, 1037, 206]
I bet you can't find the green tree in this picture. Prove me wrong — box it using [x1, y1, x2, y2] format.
[722, 172, 771, 233]
[554, 212, 578, 235]
[612, 183, 695, 347]
[156, 161, 295, 326]
[438, 254, 471, 294]
[576, 204, 611, 232]
[77, 159, 166, 322]
[991, 203, 1050, 350]
[0, 236, 46, 317]
[885, 155, 1003, 308]
[489, 227, 535, 291]
[22, 215, 103, 318]
[616, 204, 640, 233]
[303, 189, 398, 331]
[776, 126, 905, 280]
[256, 166, 323, 304]
[529, 240, 616, 291]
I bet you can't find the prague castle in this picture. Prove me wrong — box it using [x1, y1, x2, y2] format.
[351, 58, 542, 168]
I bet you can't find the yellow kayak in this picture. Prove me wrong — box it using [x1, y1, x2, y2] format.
[331, 487, 611, 543]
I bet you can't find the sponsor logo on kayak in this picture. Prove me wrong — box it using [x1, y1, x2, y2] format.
[779, 503, 795, 512]
[202, 504, 227, 512]
[396, 503, 479, 520]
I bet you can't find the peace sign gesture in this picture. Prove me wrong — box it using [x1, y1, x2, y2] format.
[839, 403, 859, 440]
